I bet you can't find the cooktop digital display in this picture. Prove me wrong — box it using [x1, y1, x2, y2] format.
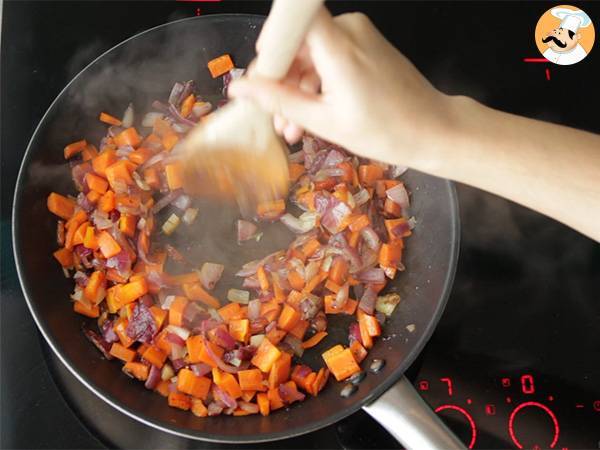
[1, 2, 599, 450]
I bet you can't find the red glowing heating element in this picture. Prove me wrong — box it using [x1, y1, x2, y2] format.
[435, 405, 477, 449]
[508, 402, 560, 449]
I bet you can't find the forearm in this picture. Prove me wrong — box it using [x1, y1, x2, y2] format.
[412, 96, 600, 241]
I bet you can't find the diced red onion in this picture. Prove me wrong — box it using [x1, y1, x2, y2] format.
[199, 262, 224, 290]
[359, 286, 377, 315]
[353, 188, 370, 207]
[322, 202, 352, 234]
[247, 299, 261, 320]
[204, 342, 240, 373]
[237, 220, 258, 242]
[280, 211, 318, 234]
[334, 282, 349, 309]
[283, 335, 304, 357]
[166, 332, 186, 347]
[192, 101, 212, 118]
[279, 383, 305, 404]
[361, 226, 381, 251]
[151, 190, 181, 214]
[100, 319, 119, 343]
[288, 150, 305, 163]
[242, 277, 260, 290]
[190, 363, 212, 377]
[357, 268, 385, 284]
[389, 165, 408, 178]
[265, 321, 277, 333]
[83, 328, 113, 360]
[116, 145, 134, 159]
[207, 402, 224, 416]
[142, 112, 163, 128]
[215, 327, 236, 351]
[166, 324, 191, 341]
[168, 82, 184, 106]
[299, 294, 322, 321]
[348, 322, 362, 346]
[238, 401, 259, 414]
[139, 151, 167, 171]
[169, 344, 187, 361]
[144, 364, 161, 390]
[126, 302, 158, 343]
[322, 149, 346, 168]
[76, 192, 94, 213]
[213, 385, 237, 409]
[105, 250, 132, 276]
[386, 183, 410, 210]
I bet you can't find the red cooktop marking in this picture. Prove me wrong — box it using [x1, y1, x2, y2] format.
[435, 405, 477, 449]
[508, 402, 559, 449]
[523, 57, 548, 62]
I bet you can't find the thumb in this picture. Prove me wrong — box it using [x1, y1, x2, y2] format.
[228, 77, 326, 133]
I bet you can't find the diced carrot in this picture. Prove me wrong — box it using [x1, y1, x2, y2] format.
[142, 346, 167, 368]
[212, 368, 242, 399]
[385, 218, 411, 239]
[162, 133, 179, 152]
[53, 248, 73, 267]
[99, 112, 122, 126]
[64, 139, 87, 159]
[114, 278, 148, 306]
[143, 166, 161, 190]
[256, 199, 285, 220]
[329, 256, 348, 285]
[288, 319, 309, 340]
[257, 392, 270, 416]
[348, 229, 361, 248]
[114, 127, 141, 148]
[113, 317, 134, 347]
[84, 271, 105, 304]
[92, 149, 118, 178]
[303, 271, 327, 294]
[149, 305, 168, 329]
[72, 220, 89, 246]
[379, 241, 403, 268]
[323, 347, 360, 381]
[311, 367, 330, 395]
[73, 301, 99, 318]
[218, 302, 242, 323]
[285, 290, 304, 309]
[81, 144, 99, 162]
[164, 162, 184, 190]
[137, 343, 150, 356]
[325, 279, 340, 294]
[358, 164, 384, 187]
[97, 230, 121, 258]
[187, 336, 224, 367]
[325, 295, 357, 315]
[251, 338, 282, 373]
[109, 343, 136, 362]
[47, 193, 76, 220]
[155, 380, 170, 397]
[265, 328, 286, 345]
[383, 198, 402, 217]
[267, 387, 284, 411]
[300, 238, 321, 259]
[272, 273, 286, 302]
[84, 172, 108, 194]
[207, 54, 234, 78]
[256, 265, 270, 291]
[191, 398, 209, 417]
[180, 93, 195, 117]
[349, 340, 368, 363]
[241, 390, 256, 402]
[348, 214, 370, 232]
[229, 319, 250, 343]
[314, 178, 336, 191]
[302, 331, 328, 349]
[238, 369, 266, 392]
[288, 163, 305, 182]
[86, 190, 101, 204]
[168, 391, 191, 410]
[277, 304, 301, 332]
[128, 146, 153, 165]
[296, 191, 316, 212]
[287, 270, 305, 291]
[105, 160, 134, 190]
[360, 313, 382, 337]
[336, 161, 355, 183]
[98, 190, 115, 212]
[268, 352, 292, 389]
[118, 214, 137, 238]
[177, 368, 212, 400]
[182, 282, 221, 309]
[168, 296, 189, 327]
[123, 362, 149, 381]
[321, 344, 344, 361]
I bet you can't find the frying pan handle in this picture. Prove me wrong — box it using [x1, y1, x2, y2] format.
[363, 376, 466, 450]
[253, 0, 324, 80]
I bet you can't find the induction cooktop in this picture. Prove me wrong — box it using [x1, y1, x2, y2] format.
[2, 2, 599, 449]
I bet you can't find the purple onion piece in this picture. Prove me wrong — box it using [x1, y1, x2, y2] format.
[125, 302, 158, 343]
[358, 286, 377, 315]
[83, 327, 113, 359]
[144, 365, 161, 390]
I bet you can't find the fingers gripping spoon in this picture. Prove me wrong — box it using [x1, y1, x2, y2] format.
[182, 0, 324, 217]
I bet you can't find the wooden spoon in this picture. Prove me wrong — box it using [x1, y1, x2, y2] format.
[182, 0, 324, 217]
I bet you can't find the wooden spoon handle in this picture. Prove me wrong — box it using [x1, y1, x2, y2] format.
[253, 0, 324, 80]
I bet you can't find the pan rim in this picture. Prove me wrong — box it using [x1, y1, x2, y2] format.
[12, 13, 461, 444]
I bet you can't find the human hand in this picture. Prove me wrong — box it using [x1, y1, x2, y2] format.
[228, 8, 456, 169]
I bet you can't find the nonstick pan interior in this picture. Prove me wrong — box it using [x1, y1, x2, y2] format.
[13, 15, 459, 442]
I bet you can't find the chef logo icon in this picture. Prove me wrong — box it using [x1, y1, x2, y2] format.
[535, 5, 595, 65]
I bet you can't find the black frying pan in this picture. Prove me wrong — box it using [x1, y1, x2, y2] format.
[12, 14, 461, 448]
